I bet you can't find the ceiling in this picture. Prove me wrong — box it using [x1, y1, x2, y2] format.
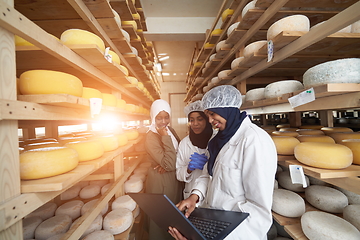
[140, 0, 227, 82]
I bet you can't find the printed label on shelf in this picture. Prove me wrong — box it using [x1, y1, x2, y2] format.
[104, 47, 113, 63]
[267, 40, 274, 62]
[289, 165, 308, 188]
[90, 98, 103, 118]
[288, 88, 315, 108]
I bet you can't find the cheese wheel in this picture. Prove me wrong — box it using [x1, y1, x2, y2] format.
[264, 80, 304, 99]
[294, 142, 353, 169]
[60, 184, 82, 200]
[299, 125, 324, 130]
[204, 42, 215, 49]
[35, 215, 72, 240]
[243, 40, 267, 58]
[335, 186, 360, 204]
[305, 185, 348, 213]
[20, 147, 79, 180]
[277, 171, 309, 192]
[58, 136, 87, 145]
[221, 8, 234, 22]
[82, 230, 115, 240]
[296, 129, 324, 135]
[23, 141, 60, 151]
[321, 126, 353, 135]
[271, 136, 300, 155]
[79, 184, 101, 199]
[301, 211, 360, 240]
[125, 129, 139, 140]
[272, 131, 299, 137]
[297, 135, 335, 143]
[108, 50, 120, 65]
[121, 29, 130, 42]
[124, 178, 143, 193]
[272, 189, 305, 217]
[102, 93, 117, 107]
[117, 133, 129, 146]
[328, 132, 360, 143]
[23, 137, 57, 145]
[81, 199, 108, 216]
[279, 127, 298, 132]
[125, 103, 136, 113]
[101, 183, 112, 195]
[267, 15, 310, 41]
[81, 87, 102, 99]
[55, 200, 84, 220]
[227, 22, 240, 37]
[210, 28, 222, 36]
[103, 208, 133, 234]
[15, 35, 34, 46]
[72, 214, 103, 238]
[65, 140, 104, 162]
[245, 87, 265, 101]
[23, 216, 43, 239]
[216, 40, 232, 52]
[231, 57, 244, 70]
[117, 99, 127, 109]
[25, 202, 57, 220]
[122, 20, 137, 31]
[112, 9, 121, 25]
[112, 195, 137, 211]
[218, 69, 232, 80]
[61, 29, 105, 52]
[133, 167, 148, 175]
[98, 135, 119, 151]
[341, 139, 360, 165]
[129, 173, 146, 182]
[19, 70, 83, 96]
[343, 204, 360, 231]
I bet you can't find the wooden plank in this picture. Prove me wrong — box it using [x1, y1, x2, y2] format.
[226, 29, 267, 45]
[83, 0, 114, 18]
[215, 48, 232, 59]
[256, 0, 358, 9]
[209, 34, 221, 44]
[322, 176, 360, 195]
[284, 224, 309, 240]
[110, 0, 133, 20]
[18, 94, 90, 108]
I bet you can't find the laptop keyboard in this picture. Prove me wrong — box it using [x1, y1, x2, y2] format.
[189, 216, 231, 239]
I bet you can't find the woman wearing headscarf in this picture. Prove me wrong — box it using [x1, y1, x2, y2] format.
[169, 85, 277, 240]
[176, 100, 216, 201]
[145, 99, 183, 240]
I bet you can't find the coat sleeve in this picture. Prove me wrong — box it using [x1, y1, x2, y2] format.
[176, 138, 195, 182]
[145, 131, 177, 171]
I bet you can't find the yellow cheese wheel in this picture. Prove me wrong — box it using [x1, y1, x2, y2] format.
[137, 81, 144, 90]
[296, 129, 324, 135]
[119, 65, 129, 76]
[102, 93, 117, 107]
[341, 139, 360, 165]
[210, 29, 223, 36]
[328, 132, 360, 143]
[117, 99, 127, 109]
[58, 136, 87, 145]
[294, 142, 353, 169]
[193, 62, 203, 68]
[221, 8, 234, 22]
[15, 35, 33, 46]
[24, 138, 58, 145]
[98, 135, 119, 151]
[321, 127, 353, 135]
[65, 140, 104, 162]
[122, 20, 138, 31]
[19, 70, 83, 96]
[299, 125, 324, 130]
[117, 133, 129, 147]
[82, 87, 102, 99]
[125, 129, 139, 140]
[125, 104, 136, 113]
[20, 147, 79, 179]
[272, 131, 299, 137]
[108, 50, 120, 65]
[297, 135, 335, 143]
[132, 13, 140, 20]
[271, 136, 300, 155]
[24, 142, 61, 151]
[60, 29, 105, 52]
[204, 42, 215, 48]
[279, 127, 298, 132]
[127, 76, 138, 85]
[276, 124, 290, 129]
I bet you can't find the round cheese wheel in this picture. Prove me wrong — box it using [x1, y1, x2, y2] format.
[90, 179, 109, 187]
[272, 189, 305, 217]
[271, 136, 300, 155]
[343, 204, 360, 231]
[112, 195, 137, 211]
[23, 216, 43, 239]
[19, 70, 83, 96]
[341, 139, 360, 165]
[227, 22, 240, 37]
[101, 183, 112, 195]
[321, 127, 353, 135]
[216, 40, 232, 52]
[210, 28, 222, 36]
[35, 215, 72, 240]
[129, 173, 146, 182]
[218, 69, 232, 80]
[301, 211, 360, 240]
[15, 35, 34, 46]
[108, 50, 120, 65]
[209, 53, 217, 61]
[297, 135, 335, 143]
[55, 200, 84, 220]
[335, 186, 360, 204]
[231, 57, 244, 70]
[72, 214, 103, 238]
[351, 20, 360, 33]
[277, 171, 309, 192]
[121, 20, 137, 31]
[132, 13, 140, 20]
[245, 88, 265, 101]
[279, 127, 298, 132]
[296, 129, 324, 135]
[82, 230, 115, 240]
[116, 133, 129, 146]
[23, 141, 61, 151]
[102, 93, 117, 107]
[58, 136, 87, 145]
[61, 29, 105, 52]
[133, 167, 149, 175]
[125, 104, 136, 113]
[112, 9, 121, 25]
[20, 147, 79, 180]
[60, 184, 82, 200]
[267, 15, 310, 41]
[328, 132, 360, 143]
[25, 202, 57, 220]
[103, 208, 133, 234]
[303, 58, 360, 88]
[65, 140, 104, 162]
[125, 129, 139, 140]
[117, 99, 127, 109]
[221, 8, 234, 22]
[243, 40, 267, 58]
[82, 87, 102, 99]
[264, 80, 304, 99]
[124, 178, 143, 193]
[81, 199, 108, 216]
[204, 42, 215, 48]
[242, 0, 258, 18]
[305, 185, 348, 213]
[98, 135, 119, 151]
[271, 131, 299, 137]
[79, 184, 101, 199]
[23, 137, 58, 145]
[120, 29, 130, 42]
[294, 142, 353, 169]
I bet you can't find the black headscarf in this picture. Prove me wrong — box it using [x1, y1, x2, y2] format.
[207, 108, 247, 176]
[188, 111, 213, 149]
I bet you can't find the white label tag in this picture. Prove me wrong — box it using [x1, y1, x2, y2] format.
[104, 47, 113, 63]
[90, 98, 102, 118]
[288, 87, 316, 108]
[267, 40, 274, 62]
[289, 165, 308, 188]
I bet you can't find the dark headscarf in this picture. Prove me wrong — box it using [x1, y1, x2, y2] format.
[188, 111, 213, 149]
[207, 108, 247, 176]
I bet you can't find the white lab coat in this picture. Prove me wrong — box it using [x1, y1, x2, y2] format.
[192, 117, 277, 240]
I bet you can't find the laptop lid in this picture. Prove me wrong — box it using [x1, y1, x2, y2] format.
[129, 193, 249, 240]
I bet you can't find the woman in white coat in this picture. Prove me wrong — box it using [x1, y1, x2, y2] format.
[169, 85, 277, 240]
[176, 100, 215, 200]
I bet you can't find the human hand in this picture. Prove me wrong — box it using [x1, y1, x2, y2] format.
[154, 164, 167, 174]
[168, 226, 188, 240]
[188, 152, 208, 171]
[156, 126, 168, 136]
[176, 194, 198, 218]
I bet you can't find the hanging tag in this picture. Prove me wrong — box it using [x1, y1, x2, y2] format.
[267, 40, 274, 62]
[104, 47, 113, 63]
[288, 87, 316, 108]
[289, 165, 308, 188]
[90, 98, 102, 118]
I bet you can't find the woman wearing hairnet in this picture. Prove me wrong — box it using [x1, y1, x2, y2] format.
[176, 100, 216, 201]
[145, 99, 183, 240]
[169, 85, 277, 240]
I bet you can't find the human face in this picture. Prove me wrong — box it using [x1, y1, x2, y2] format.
[204, 110, 227, 131]
[188, 112, 207, 134]
[155, 111, 170, 129]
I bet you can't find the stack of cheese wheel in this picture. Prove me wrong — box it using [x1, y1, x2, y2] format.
[35, 215, 72, 240]
[294, 142, 353, 169]
[55, 200, 84, 220]
[271, 136, 300, 155]
[65, 139, 104, 162]
[103, 208, 133, 235]
[19, 70, 83, 96]
[60, 29, 106, 53]
[20, 147, 79, 180]
[102, 93, 117, 107]
[267, 15, 310, 41]
[264, 80, 304, 99]
[82, 230, 115, 240]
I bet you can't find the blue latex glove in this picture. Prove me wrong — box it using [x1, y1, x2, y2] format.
[188, 152, 208, 171]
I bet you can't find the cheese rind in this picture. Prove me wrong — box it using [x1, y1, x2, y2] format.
[82, 230, 115, 240]
[297, 135, 335, 143]
[341, 139, 360, 165]
[271, 136, 300, 155]
[343, 204, 360, 231]
[103, 208, 133, 234]
[34, 215, 72, 240]
[65, 140, 104, 162]
[25, 202, 57, 220]
[23, 216, 43, 239]
[272, 189, 305, 217]
[81, 198, 108, 216]
[61, 29, 105, 52]
[79, 184, 101, 199]
[55, 200, 84, 220]
[82, 87, 102, 99]
[267, 15, 310, 41]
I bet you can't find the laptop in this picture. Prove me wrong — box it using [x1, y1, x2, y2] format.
[129, 193, 249, 240]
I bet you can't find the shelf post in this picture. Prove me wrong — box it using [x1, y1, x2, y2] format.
[113, 153, 124, 198]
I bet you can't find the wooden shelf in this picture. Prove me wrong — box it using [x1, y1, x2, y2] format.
[284, 224, 308, 240]
[256, 0, 358, 9]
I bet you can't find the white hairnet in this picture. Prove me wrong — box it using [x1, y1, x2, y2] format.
[184, 100, 203, 116]
[202, 85, 242, 109]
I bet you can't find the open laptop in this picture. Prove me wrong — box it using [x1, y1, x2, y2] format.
[129, 193, 249, 240]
